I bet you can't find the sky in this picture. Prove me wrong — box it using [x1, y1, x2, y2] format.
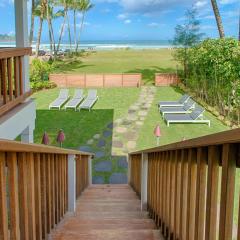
[0, 0, 239, 41]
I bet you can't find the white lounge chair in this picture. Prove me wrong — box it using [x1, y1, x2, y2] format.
[160, 99, 195, 117]
[164, 106, 211, 127]
[158, 94, 190, 108]
[49, 89, 69, 110]
[65, 89, 84, 111]
[79, 90, 98, 111]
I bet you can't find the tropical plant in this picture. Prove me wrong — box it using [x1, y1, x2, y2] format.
[211, 0, 225, 38]
[173, 8, 203, 79]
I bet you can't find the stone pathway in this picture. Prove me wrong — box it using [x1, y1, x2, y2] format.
[79, 87, 156, 184]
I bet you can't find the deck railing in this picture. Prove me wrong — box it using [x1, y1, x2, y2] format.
[0, 47, 32, 117]
[129, 128, 240, 240]
[0, 139, 93, 240]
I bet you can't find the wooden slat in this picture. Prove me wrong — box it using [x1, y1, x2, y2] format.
[26, 153, 36, 240]
[34, 153, 42, 240]
[55, 154, 59, 223]
[46, 154, 52, 233]
[51, 154, 56, 228]
[18, 56, 23, 95]
[18, 153, 29, 240]
[13, 57, 19, 98]
[165, 151, 171, 237]
[186, 148, 197, 240]
[219, 144, 237, 240]
[40, 154, 47, 238]
[1, 59, 7, 104]
[194, 147, 207, 240]
[0, 152, 8, 240]
[205, 146, 220, 240]
[7, 152, 20, 239]
[7, 58, 13, 101]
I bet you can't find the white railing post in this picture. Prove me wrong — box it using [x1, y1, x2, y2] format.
[141, 153, 148, 211]
[68, 154, 76, 212]
[88, 156, 92, 185]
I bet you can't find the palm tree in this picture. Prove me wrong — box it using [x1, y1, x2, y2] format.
[29, 0, 39, 45]
[76, 0, 93, 52]
[211, 0, 225, 38]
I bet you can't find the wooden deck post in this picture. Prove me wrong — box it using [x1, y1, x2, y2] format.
[88, 156, 92, 185]
[68, 154, 76, 212]
[141, 153, 148, 211]
[128, 155, 132, 184]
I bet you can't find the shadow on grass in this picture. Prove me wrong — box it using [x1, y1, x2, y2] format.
[126, 66, 177, 85]
[52, 59, 95, 73]
[34, 109, 127, 184]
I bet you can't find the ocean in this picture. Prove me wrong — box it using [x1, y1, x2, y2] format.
[0, 40, 173, 51]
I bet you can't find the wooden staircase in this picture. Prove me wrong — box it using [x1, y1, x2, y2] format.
[50, 185, 164, 240]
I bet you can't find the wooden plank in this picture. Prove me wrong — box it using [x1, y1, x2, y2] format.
[186, 148, 197, 240]
[34, 153, 42, 240]
[46, 154, 52, 233]
[18, 153, 29, 240]
[205, 145, 220, 240]
[40, 154, 47, 238]
[7, 58, 13, 101]
[165, 151, 171, 237]
[0, 152, 8, 240]
[194, 147, 207, 240]
[7, 152, 20, 239]
[0, 48, 32, 59]
[179, 149, 188, 240]
[51, 154, 56, 228]
[1, 59, 7, 104]
[162, 152, 167, 236]
[26, 153, 36, 240]
[219, 144, 237, 240]
[18, 57, 23, 95]
[55, 154, 59, 223]
[13, 57, 19, 98]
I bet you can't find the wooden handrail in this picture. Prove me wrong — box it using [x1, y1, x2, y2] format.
[129, 128, 240, 240]
[0, 47, 32, 59]
[0, 138, 94, 156]
[131, 128, 240, 154]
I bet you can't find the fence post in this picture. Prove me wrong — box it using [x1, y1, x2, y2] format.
[128, 155, 132, 184]
[68, 154, 76, 212]
[88, 156, 92, 185]
[141, 153, 148, 211]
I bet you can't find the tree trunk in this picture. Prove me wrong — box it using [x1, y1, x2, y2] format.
[36, 16, 43, 57]
[239, 11, 240, 42]
[57, 9, 67, 53]
[76, 13, 85, 52]
[66, 10, 72, 51]
[74, 9, 77, 52]
[211, 0, 225, 38]
[29, 0, 35, 45]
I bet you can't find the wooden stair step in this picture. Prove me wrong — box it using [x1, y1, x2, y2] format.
[51, 229, 164, 240]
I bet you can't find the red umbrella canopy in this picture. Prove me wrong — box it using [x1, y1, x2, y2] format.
[42, 131, 49, 145]
[154, 125, 161, 137]
[57, 129, 65, 143]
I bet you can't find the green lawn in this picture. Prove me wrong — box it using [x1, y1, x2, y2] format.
[52, 49, 177, 85]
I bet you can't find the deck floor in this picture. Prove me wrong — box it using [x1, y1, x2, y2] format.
[49, 184, 164, 240]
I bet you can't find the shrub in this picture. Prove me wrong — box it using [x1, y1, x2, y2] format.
[30, 58, 55, 91]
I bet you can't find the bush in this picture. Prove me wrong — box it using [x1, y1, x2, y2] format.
[30, 58, 55, 91]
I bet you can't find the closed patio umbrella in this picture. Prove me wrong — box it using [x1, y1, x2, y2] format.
[154, 125, 161, 146]
[57, 129, 65, 148]
[42, 131, 49, 145]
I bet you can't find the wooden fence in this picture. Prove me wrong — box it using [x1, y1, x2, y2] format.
[155, 73, 180, 86]
[0, 48, 32, 117]
[0, 139, 92, 240]
[129, 128, 240, 240]
[49, 73, 142, 88]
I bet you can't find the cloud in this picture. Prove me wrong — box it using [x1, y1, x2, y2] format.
[219, 0, 239, 4]
[194, 0, 208, 8]
[117, 13, 128, 19]
[147, 22, 165, 28]
[124, 19, 131, 24]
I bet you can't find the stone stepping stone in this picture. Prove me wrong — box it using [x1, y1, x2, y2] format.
[138, 111, 148, 116]
[136, 121, 143, 126]
[97, 139, 106, 147]
[107, 122, 113, 129]
[127, 115, 138, 121]
[109, 173, 128, 184]
[93, 134, 101, 139]
[87, 139, 94, 145]
[129, 106, 139, 111]
[115, 119, 123, 124]
[128, 109, 136, 114]
[115, 127, 127, 133]
[140, 117, 145, 121]
[112, 141, 124, 148]
[95, 161, 112, 172]
[123, 132, 137, 141]
[127, 141, 136, 150]
[117, 157, 128, 169]
[121, 120, 132, 126]
[103, 130, 112, 138]
[92, 176, 104, 184]
[79, 146, 92, 153]
[95, 151, 105, 158]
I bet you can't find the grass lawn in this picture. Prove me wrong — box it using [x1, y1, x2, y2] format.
[51, 49, 177, 85]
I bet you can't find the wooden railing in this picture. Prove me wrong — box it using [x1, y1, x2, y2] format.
[0, 139, 93, 240]
[129, 128, 240, 240]
[0, 48, 32, 117]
